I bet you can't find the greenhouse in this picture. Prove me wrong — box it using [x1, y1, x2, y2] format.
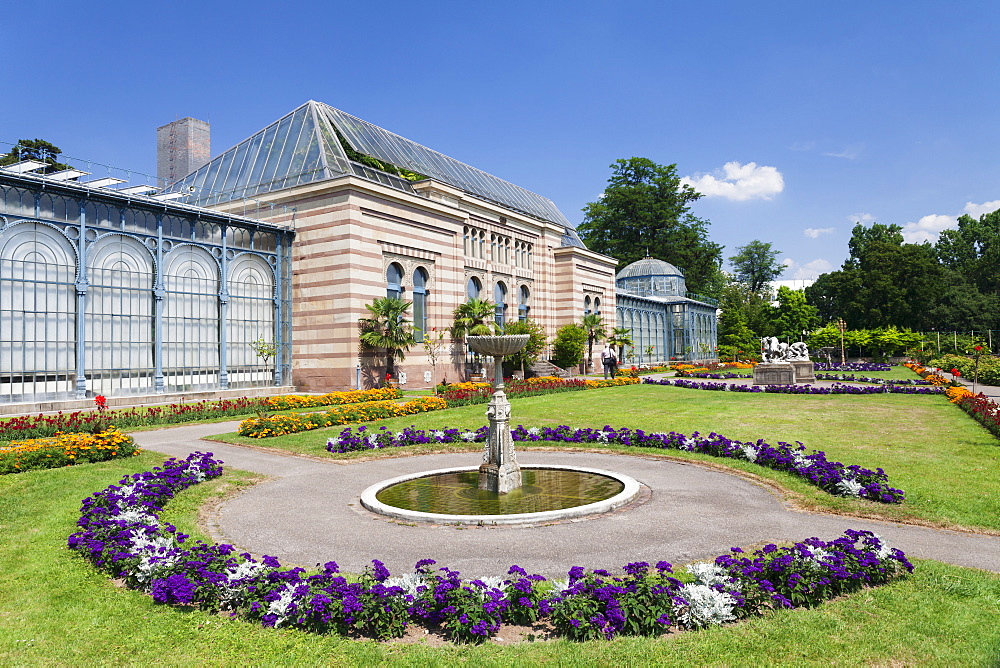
[615, 257, 718, 364]
[0, 169, 293, 403]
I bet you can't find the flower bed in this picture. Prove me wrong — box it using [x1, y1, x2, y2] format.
[904, 362, 952, 386]
[237, 397, 447, 438]
[814, 363, 892, 372]
[0, 427, 139, 475]
[643, 377, 944, 395]
[951, 391, 1000, 440]
[814, 373, 933, 386]
[327, 424, 905, 503]
[438, 376, 638, 407]
[68, 453, 912, 642]
[0, 387, 402, 441]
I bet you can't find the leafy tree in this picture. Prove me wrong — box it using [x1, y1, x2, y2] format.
[551, 324, 587, 370]
[451, 298, 497, 337]
[580, 313, 606, 371]
[578, 157, 724, 295]
[0, 138, 72, 174]
[729, 240, 785, 294]
[936, 207, 1000, 299]
[770, 287, 818, 342]
[249, 338, 278, 381]
[502, 319, 546, 377]
[606, 327, 633, 363]
[358, 297, 415, 383]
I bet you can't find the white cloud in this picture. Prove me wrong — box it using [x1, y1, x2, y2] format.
[804, 227, 834, 239]
[822, 144, 864, 160]
[901, 214, 957, 244]
[963, 199, 1000, 218]
[681, 161, 784, 201]
[899, 199, 1000, 243]
[848, 213, 876, 224]
[780, 258, 834, 281]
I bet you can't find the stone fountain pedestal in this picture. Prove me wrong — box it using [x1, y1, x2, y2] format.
[466, 334, 530, 494]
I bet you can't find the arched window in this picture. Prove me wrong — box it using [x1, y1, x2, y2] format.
[584, 295, 592, 315]
[412, 266, 428, 342]
[386, 262, 403, 300]
[0, 223, 76, 400]
[494, 281, 507, 327]
[228, 254, 276, 387]
[518, 285, 530, 322]
[163, 245, 220, 390]
[86, 235, 154, 396]
[467, 276, 481, 300]
[594, 297, 601, 315]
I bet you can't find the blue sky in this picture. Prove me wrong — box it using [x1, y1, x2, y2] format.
[4, 0, 998, 280]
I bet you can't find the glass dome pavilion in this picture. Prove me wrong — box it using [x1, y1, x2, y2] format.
[614, 257, 718, 364]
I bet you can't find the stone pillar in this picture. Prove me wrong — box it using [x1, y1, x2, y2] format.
[478, 353, 522, 493]
[753, 362, 796, 385]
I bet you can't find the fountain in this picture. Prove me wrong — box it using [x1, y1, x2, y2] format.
[466, 334, 529, 493]
[359, 334, 641, 525]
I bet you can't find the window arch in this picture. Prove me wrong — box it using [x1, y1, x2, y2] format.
[594, 297, 601, 315]
[494, 281, 507, 327]
[412, 266, 428, 342]
[386, 262, 403, 300]
[583, 295, 592, 315]
[466, 276, 481, 301]
[518, 285, 530, 322]
[163, 245, 220, 390]
[86, 235, 154, 396]
[228, 254, 275, 387]
[0, 223, 77, 400]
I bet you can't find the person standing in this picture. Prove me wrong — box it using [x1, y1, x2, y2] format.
[601, 343, 617, 379]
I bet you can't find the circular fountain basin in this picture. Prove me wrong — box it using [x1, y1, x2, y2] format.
[360, 465, 641, 525]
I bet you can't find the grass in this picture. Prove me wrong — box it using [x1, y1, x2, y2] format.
[209, 384, 1000, 533]
[3, 455, 1000, 665]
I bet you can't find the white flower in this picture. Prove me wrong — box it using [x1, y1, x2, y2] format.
[674, 583, 738, 629]
[741, 445, 758, 463]
[431, 430, 446, 441]
[836, 478, 864, 497]
[686, 562, 730, 587]
[265, 583, 305, 627]
[683, 437, 698, 451]
[595, 431, 609, 443]
[792, 452, 811, 468]
[385, 572, 427, 597]
[527, 427, 541, 436]
[461, 431, 478, 441]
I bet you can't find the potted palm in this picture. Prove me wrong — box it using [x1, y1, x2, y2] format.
[359, 296, 416, 388]
[451, 297, 497, 381]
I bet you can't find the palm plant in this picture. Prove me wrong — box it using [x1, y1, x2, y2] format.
[358, 296, 416, 384]
[607, 327, 633, 364]
[452, 298, 498, 380]
[451, 298, 498, 337]
[580, 313, 606, 371]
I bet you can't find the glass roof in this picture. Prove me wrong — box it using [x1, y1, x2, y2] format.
[168, 101, 583, 246]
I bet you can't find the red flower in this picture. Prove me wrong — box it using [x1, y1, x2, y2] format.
[94, 395, 108, 411]
[952, 369, 961, 377]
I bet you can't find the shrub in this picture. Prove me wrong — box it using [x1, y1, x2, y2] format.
[551, 324, 587, 369]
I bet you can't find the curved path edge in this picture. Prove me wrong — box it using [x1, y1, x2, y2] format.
[132, 421, 1000, 578]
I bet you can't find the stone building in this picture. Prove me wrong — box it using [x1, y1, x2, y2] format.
[167, 101, 618, 391]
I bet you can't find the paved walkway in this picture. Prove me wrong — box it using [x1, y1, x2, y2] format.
[134, 421, 1000, 579]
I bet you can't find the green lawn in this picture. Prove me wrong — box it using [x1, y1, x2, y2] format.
[2, 454, 1000, 666]
[211, 384, 1000, 533]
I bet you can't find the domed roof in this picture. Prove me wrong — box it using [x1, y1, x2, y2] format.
[616, 256, 684, 280]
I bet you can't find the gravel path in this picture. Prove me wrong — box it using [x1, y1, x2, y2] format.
[133, 422, 1000, 579]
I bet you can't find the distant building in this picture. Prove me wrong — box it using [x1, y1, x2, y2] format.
[157, 117, 210, 186]
[615, 257, 718, 364]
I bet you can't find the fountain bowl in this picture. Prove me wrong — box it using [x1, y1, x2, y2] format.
[466, 334, 530, 357]
[361, 464, 641, 525]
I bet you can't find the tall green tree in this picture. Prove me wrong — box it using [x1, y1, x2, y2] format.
[936, 207, 1000, 297]
[578, 157, 724, 295]
[729, 240, 785, 294]
[358, 297, 416, 383]
[551, 324, 587, 370]
[770, 287, 819, 341]
[0, 139, 72, 174]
